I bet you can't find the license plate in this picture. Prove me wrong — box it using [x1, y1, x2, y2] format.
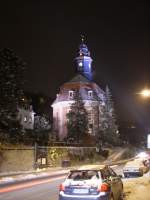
[73, 188, 89, 194]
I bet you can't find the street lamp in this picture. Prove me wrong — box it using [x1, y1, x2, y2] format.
[139, 89, 150, 98]
[138, 89, 150, 149]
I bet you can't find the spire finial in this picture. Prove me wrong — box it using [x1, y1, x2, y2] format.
[81, 34, 85, 43]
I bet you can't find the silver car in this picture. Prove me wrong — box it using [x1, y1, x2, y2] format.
[123, 159, 149, 177]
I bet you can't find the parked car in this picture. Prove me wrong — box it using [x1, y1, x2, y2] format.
[123, 159, 149, 177]
[59, 165, 123, 200]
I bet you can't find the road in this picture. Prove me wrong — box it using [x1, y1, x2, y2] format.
[0, 165, 124, 200]
[0, 175, 64, 200]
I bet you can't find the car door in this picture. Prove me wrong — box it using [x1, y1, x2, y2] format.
[102, 167, 118, 199]
[108, 167, 123, 199]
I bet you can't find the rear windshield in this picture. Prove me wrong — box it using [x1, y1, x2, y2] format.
[68, 170, 99, 180]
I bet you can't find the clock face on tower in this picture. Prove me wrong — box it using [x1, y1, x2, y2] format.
[80, 47, 89, 56]
[79, 44, 89, 56]
[82, 47, 88, 54]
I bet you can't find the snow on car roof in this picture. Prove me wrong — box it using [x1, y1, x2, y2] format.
[124, 159, 144, 167]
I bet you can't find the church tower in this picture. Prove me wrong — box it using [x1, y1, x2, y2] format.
[75, 37, 93, 80]
[51, 38, 106, 141]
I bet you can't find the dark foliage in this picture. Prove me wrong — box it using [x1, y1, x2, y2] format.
[66, 90, 88, 143]
[0, 48, 26, 139]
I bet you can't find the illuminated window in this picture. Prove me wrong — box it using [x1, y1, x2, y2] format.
[69, 91, 74, 99]
[29, 117, 32, 123]
[88, 90, 93, 98]
[24, 116, 27, 122]
[88, 123, 93, 134]
[78, 62, 83, 71]
[67, 108, 71, 113]
[88, 110, 93, 123]
[79, 62, 82, 67]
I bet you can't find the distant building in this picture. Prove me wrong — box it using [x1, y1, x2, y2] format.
[18, 105, 35, 130]
[51, 40, 109, 141]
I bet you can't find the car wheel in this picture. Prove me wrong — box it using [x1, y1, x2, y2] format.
[140, 172, 143, 177]
[110, 194, 114, 200]
[139, 170, 143, 176]
[118, 185, 124, 200]
[118, 192, 124, 200]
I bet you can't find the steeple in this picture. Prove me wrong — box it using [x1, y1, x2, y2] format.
[75, 36, 93, 80]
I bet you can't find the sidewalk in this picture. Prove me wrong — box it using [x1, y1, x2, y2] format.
[0, 166, 71, 185]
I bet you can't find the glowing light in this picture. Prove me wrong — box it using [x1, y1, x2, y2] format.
[147, 134, 150, 149]
[79, 62, 82, 67]
[136, 152, 148, 159]
[140, 89, 150, 97]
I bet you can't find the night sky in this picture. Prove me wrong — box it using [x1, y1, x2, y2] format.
[0, 1, 150, 126]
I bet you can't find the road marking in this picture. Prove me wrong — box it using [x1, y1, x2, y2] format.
[0, 175, 65, 194]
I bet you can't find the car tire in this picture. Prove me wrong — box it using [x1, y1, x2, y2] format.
[140, 172, 143, 177]
[110, 194, 114, 200]
[118, 192, 124, 200]
[139, 169, 143, 176]
[118, 184, 124, 200]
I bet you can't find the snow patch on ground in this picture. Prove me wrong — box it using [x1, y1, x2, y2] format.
[0, 169, 70, 184]
[124, 174, 150, 200]
[0, 177, 15, 183]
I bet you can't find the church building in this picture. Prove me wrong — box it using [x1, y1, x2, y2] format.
[51, 40, 109, 141]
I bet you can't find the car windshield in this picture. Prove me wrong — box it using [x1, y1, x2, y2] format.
[68, 170, 99, 180]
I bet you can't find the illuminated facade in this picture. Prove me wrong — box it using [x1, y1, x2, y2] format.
[75, 41, 93, 80]
[18, 105, 35, 130]
[52, 41, 106, 140]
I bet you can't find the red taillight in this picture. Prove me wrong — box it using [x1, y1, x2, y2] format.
[97, 183, 109, 192]
[59, 183, 65, 191]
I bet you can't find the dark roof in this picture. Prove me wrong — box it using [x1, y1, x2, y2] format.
[68, 74, 91, 83]
[52, 74, 105, 105]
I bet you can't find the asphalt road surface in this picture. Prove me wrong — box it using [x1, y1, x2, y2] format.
[0, 165, 124, 200]
[0, 176, 64, 200]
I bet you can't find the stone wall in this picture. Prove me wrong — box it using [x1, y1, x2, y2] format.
[0, 146, 97, 172]
[0, 148, 35, 172]
[0, 146, 135, 173]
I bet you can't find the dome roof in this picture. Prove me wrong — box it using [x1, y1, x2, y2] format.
[68, 74, 91, 83]
[52, 74, 105, 105]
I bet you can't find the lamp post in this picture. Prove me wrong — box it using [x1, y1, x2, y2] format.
[139, 89, 150, 149]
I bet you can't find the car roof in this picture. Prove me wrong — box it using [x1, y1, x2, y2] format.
[70, 165, 108, 171]
[124, 160, 144, 167]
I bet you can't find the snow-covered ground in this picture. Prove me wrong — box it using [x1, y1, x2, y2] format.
[1, 148, 149, 200]
[0, 168, 150, 199]
[0, 168, 69, 185]
[123, 173, 150, 200]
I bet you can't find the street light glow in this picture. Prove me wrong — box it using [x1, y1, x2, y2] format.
[140, 89, 150, 97]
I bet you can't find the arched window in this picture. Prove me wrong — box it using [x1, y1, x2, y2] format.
[88, 90, 93, 98]
[69, 90, 74, 99]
